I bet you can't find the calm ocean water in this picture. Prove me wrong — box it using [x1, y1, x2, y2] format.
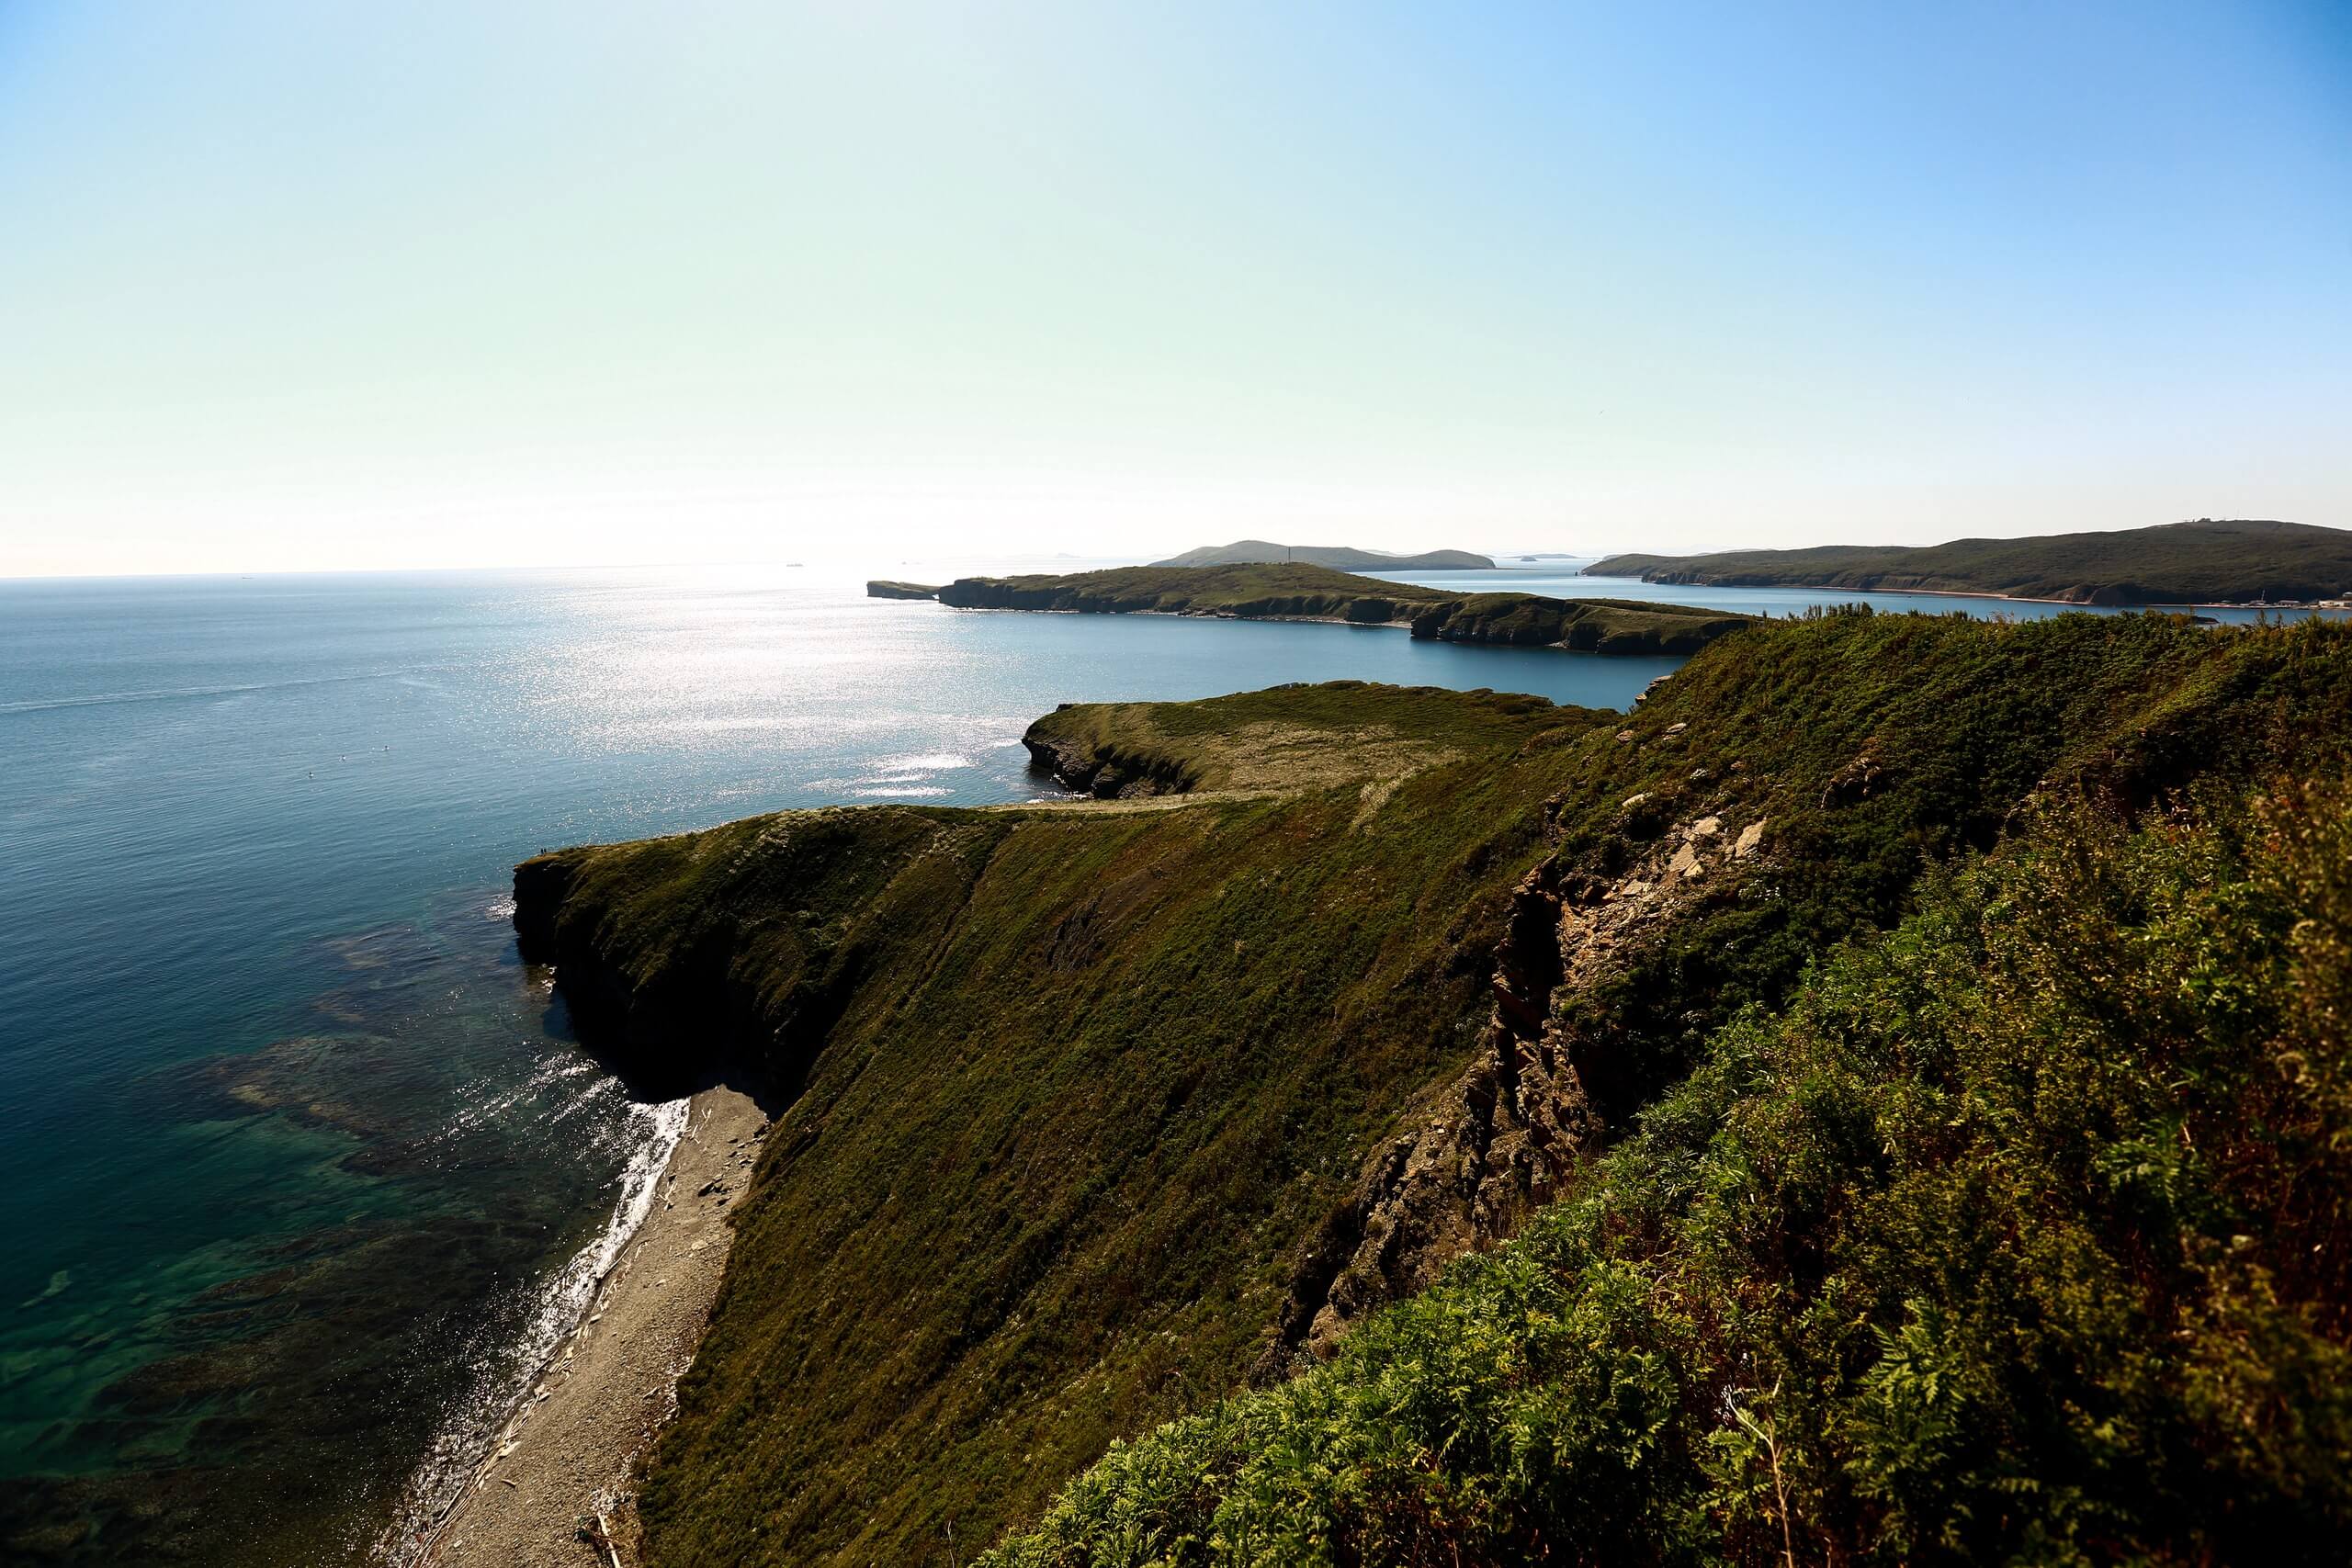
[1, 560, 2335, 1562]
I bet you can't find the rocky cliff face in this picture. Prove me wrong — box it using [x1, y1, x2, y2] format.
[1257, 779, 1774, 1372]
[1020, 715, 1201, 799]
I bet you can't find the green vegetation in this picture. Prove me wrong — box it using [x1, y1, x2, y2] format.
[1591, 517, 2352, 605]
[1407, 592, 1746, 654]
[512, 611, 2352, 1565]
[865, 579, 943, 600]
[922, 563, 1749, 656]
[519, 682, 1590, 1565]
[1017, 681, 1577, 799]
[986, 781, 2352, 1565]
[1150, 540, 1495, 571]
[932, 561, 1451, 616]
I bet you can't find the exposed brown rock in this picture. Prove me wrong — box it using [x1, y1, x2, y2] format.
[1256, 806, 1756, 1375]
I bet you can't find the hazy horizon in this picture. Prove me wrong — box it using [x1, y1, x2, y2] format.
[4, 1, 2347, 578]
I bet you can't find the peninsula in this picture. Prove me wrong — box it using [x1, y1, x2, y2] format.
[1588, 516, 2352, 605]
[868, 562, 1750, 655]
[497, 609, 2352, 1565]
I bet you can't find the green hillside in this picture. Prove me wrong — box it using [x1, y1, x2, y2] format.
[514, 611, 2352, 1564]
[989, 776, 2352, 1566]
[1149, 539, 1495, 571]
[911, 563, 1750, 655]
[1589, 517, 2352, 605]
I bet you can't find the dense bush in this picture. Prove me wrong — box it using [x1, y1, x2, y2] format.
[986, 779, 2352, 1565]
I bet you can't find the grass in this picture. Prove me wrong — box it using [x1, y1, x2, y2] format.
[1590, 517, 2352, 605]
[522, 682, 1599, 1565]
[1019, 682, 1566, 797]
[511, 610, 2352, 1565]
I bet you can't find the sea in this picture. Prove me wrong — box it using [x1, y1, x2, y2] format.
[0, 559, 2336, 1562]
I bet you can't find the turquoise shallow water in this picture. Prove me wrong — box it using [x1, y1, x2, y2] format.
[6, 559, 2334, 1562]
[0, 560, 1682, 1563]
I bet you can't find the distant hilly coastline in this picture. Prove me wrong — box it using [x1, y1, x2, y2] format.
[1588, 517, 2352, 606]
[866, 562, 1750, 655]
[1152, 538, 1495, 571]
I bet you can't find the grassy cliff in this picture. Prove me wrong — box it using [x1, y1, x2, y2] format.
[514, 612, 2352, 1564]
[987, 779, 2352, 1565]
[517, 683, 1594, 1563]
[1589, 517, 2352, 605]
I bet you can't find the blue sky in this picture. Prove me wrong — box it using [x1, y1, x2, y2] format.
[1, 1, 2346, 574]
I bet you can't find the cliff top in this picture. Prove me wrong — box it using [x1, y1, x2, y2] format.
[1020, 681, 1568, 800]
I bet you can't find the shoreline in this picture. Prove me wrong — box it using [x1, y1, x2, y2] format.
[424, 1085, 768, 1568]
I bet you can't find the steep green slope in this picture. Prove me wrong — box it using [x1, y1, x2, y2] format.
[517, 684, 1593, 1564]
[987, 778, 2352, 1565]
[514, 613, 2352, 1565]
[1590, 517, 2352, 604]
[915, 564, 1748, 655]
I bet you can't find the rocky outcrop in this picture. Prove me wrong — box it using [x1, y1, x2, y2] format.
[510, 852, 577, 964]
[1410, 595, 1750, 654]
[865, 581, 942, 601]
[510, 812, 964, 1096]
[1020, 716, 1200, 799]
[1256, 795, 1774, 1375]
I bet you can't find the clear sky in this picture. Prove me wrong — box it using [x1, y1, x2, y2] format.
[2, 1, 2347, 576]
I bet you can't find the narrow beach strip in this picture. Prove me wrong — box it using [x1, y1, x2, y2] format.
[421, 1087, 768, 1568]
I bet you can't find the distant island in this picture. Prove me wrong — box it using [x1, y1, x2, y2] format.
[1151, 538, 1495, 571]
[1588, 517, 2352, 606]
[867, 562, 1749, 655]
